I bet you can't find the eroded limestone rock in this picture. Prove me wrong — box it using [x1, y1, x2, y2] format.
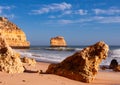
[21, 57, 36, 66]
[0, 34, 24, 73]
[46, 41, 109, 83]
[50, 36, 67, 47]
[0, 17, 30, 48]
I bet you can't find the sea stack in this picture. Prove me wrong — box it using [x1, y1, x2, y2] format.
[0, 17, 30, 48]
[50, 36, 67, 47]
[46, 41, 109, 83]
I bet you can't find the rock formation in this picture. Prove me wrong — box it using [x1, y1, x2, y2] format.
[113, 65, 120, 72]
[46, 41, 109, 83]
[109, 59, 120, 72]
[109, 59, 118, 69]
[0, 17, 30, 48]
[0, 34, 24, 73]
[50, 36, 67, 47]
[21, 57, 36, 66]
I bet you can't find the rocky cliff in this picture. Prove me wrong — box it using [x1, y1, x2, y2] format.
[0, 17, 30, 48]
[50, 36, 67, 47]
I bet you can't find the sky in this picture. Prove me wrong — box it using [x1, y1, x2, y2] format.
[0, 0, 120, 45]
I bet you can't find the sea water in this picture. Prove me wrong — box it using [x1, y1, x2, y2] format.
[15, 46, 120, 65]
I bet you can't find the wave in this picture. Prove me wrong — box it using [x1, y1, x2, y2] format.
[14, 47, 120, 65]
[74, 48, 83, 51]
[108, 49, 120, 58]
[15, 49, 71, 63]
[45, 47, 82, 51]
[101, 49, 120, 65]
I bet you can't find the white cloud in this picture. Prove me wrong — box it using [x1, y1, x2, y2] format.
[32, 8, 49, 14]
[93, 8, 120, 15]
[2, 14, 15, 19]
[54, 18, 93, 25]
[57, 10, 72, 17]
[48, 2, 72, 10]
[58, 19, 73, 24]
[93, 9, 104, 15]
[0, 6, 11, 14]
[31, 2, 72, 14]
[48, 15, 56, 19]
[62, 10, 72, 15]
[76, 16, 120, 24]
[50, 16, 120, 25]
[75, 9, 88, 15]
[0, 5, 15, 19]
[0, 6, 11, 10]
[78, 16, 120, 24]
[47, 10, 72, 19]
[98, 16, 120, 23]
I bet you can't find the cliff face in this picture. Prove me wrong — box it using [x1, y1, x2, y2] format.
[0, 17, 30, 48]
[50, 36, 67, 47]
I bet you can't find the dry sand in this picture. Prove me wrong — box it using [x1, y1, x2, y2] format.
[0, 62, 120, 85]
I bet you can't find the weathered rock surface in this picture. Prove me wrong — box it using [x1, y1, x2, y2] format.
[0, 17, 30, 48]
[46, 41, 109, 83]
[109, 59, 120, 72]
[0, 34, 24, 73]
[109, 59, 118, 69]
[114, 65, 120, 72]
[21, 57, 36, 66]
[50, 36, 67, 47]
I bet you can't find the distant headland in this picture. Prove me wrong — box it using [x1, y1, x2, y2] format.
[0, 17, 30, 48]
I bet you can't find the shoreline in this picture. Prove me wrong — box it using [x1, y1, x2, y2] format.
[14, 45, 120, 66]
[0, 61, 120, 85]
[11, 46, 30, 49]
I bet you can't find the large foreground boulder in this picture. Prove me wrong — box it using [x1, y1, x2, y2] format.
[50, 36, 67, 47]
[0, 35, 24, 73]
[46, 41, 109, 83]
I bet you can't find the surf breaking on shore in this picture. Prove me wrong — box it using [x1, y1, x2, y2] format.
[15, 46, 120, 65]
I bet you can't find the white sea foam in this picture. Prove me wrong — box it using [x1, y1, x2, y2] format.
[109, 49, 120, 57]
[45, 47, 74, 51]
[74, 48, 83, 51]
[14, 46, 120, 65]
[15, 48, 72, 63]
[45, 47, 83, 52]
[101, 49, 120, 65]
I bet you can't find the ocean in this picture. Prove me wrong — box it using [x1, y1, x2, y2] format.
[15, 46, 120, 65]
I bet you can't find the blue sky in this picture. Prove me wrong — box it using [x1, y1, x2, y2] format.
[0, 0, 120, 45]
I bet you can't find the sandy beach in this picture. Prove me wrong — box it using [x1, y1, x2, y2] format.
[0, 0, 120, 85]
[0, 62, 120, 85]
